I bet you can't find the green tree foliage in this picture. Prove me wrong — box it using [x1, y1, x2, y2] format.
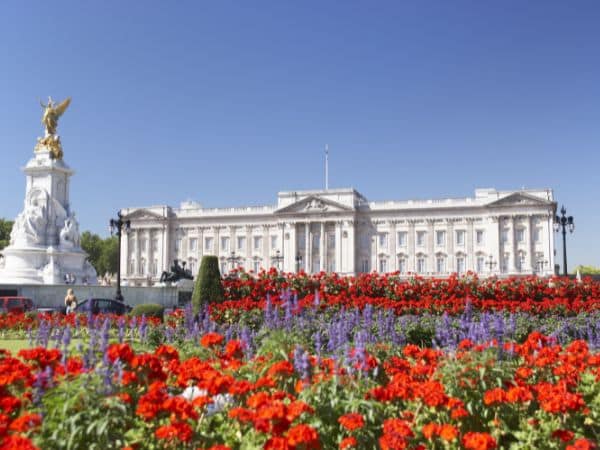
[130, 303, 165, 320]
[192, 255, 224, 312]
[572, 265, 600, 275]
[80, 232, 119, 275]
[0, 219, 14, 251]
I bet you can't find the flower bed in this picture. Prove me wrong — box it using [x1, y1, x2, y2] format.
[1, 328, 599, 449]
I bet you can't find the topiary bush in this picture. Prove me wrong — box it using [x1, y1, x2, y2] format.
[130, 303, 165, 321]
[192, 255, 224, 312]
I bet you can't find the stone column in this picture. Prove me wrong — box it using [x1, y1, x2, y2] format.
[213, 226, 220, 259]
[466, 218, 475, 271]
[319, 222, 325, 272]
[446, 219, 455, 273]
[489, 216, 500, 276]
[511, 216, 517, 272]
[427, 219, 435, 275]
[122, 227, 129, 278]
[262, 225, 269, 268]
[245, 225, 253, 268]
[305, 222, 310, 273]
[527, 215, 534, 273]
[163, 223, 170, 273]
[229, 226, 237, 270]
[347, 220, 355, 274]
[197, 227, 204, 260]
[389, 220, 397, 272]
[407, 220, 416, 273]
[335, 221, 342, 273]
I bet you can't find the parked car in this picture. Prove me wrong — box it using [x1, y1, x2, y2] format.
[74, 298, 132, 315]
[0, 296, 34, 314]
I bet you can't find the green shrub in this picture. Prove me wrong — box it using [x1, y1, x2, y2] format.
[130, 303, 165, 320]
[192, 255, 224, 312]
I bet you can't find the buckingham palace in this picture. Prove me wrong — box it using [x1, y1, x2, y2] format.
[120, 187, 557, 284]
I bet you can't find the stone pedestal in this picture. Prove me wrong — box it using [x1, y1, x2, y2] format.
[0, 147, 97, 285]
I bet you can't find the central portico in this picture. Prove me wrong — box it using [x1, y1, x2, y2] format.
[120, 186, 556, 285]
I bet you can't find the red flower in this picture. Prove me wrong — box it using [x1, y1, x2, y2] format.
[286, 424, 321, 449]
[552, 429, 575, 443]
[338, 413, 365, 431]
[339, 437, 357, 449]
[201, 332, 225, 348]
[462, 432, 497, 450]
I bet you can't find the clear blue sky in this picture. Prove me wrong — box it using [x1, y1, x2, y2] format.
[1, 1, 599, 268]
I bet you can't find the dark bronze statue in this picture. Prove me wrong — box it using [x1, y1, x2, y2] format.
[159, 259, 193, 283]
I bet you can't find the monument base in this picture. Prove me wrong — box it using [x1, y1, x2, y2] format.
[0, 245, 97, 285]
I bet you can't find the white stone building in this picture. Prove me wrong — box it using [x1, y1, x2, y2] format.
[120, 187, 556, 285]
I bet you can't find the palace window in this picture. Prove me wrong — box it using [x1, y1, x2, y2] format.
[204, 237, 213, 252]
[151, 239, 158, 253]
[237, 236, 246, 251]
[253, 259, 261, 273]
[476, 230, 485, 245]
[253, 236, 262, 251]
[397, 231, 407, 247]
[151, 259, 158, 276]
[188, 258, 196, 274]
[398, 257, 406, 274]
[516, 252, 526, 272]
[361, 259, 370, 273]
[436, 256, 446, 274]
[221, 237, 229, 252]
[189, 238, 197, 252]
[533, 227, 542, 243]
[455, 230, 465, 246]
[501, 229, 509, 243]
[379, 258, 387, 273]
[139, 258, 146, 275]
[501, 253, 509, 273]
[535, 252, 545, 273]
[416, 231, 426, 247]
[416, 256, 427, 274]
[271, 235, 278, 250]
[516, 228, 525, 243]
[174, 239, 181, 253]
[327, 231, 335, 249]
[220, 261, 227, 275]
[140, 238, 147, 252]
[436, 230, 445, 246]
[476, 256, 484, 273]
[456, 256, 465, 274]
[378, 233, 388, 249]
[327, 260, 336, 272]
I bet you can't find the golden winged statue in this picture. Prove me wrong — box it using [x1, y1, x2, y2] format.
[35, 96, 71, 160]
[40, 96, 71, 136]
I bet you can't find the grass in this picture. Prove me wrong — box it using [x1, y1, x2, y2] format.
[0, 338, 87, 354]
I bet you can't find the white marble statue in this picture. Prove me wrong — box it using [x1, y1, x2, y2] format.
[10, 188, 49, 246]
[59, 214, 81, 249]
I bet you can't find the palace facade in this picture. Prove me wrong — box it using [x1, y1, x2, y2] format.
[120, 187, 557, 285]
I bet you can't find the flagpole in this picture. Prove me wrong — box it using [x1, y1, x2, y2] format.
[325, 144, 329, 190]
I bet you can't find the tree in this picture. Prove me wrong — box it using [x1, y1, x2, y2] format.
[97, 236, 119, 275]
[81, 232, 119, 275]
[572, 265, 600, 275]
[80, 231, 103, 272]
[192, 255, 224, 312]
[0, 219, 14, 251]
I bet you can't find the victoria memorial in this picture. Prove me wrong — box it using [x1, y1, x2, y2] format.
[120, 187, 557, 285]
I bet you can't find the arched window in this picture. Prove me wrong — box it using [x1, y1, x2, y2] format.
[416, 254, 427, 274]
[435, 254, 446, 274]
[397, 254, 407, 274]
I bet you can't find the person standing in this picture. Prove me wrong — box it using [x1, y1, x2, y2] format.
[64, 288, 77, 313]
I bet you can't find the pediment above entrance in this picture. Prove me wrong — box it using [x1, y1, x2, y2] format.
[123, 208, 168, 221]
[486, 192, 553, 208]
[275, 195, 354, 215]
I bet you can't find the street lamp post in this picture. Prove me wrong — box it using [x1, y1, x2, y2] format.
[109, 211, 131, 302]
[272, 250, 284, 272]
[295, 253, 303, 273]
[554, 206, 575, 276]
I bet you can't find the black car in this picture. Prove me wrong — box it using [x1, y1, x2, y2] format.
[74, 298, 132, 315]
